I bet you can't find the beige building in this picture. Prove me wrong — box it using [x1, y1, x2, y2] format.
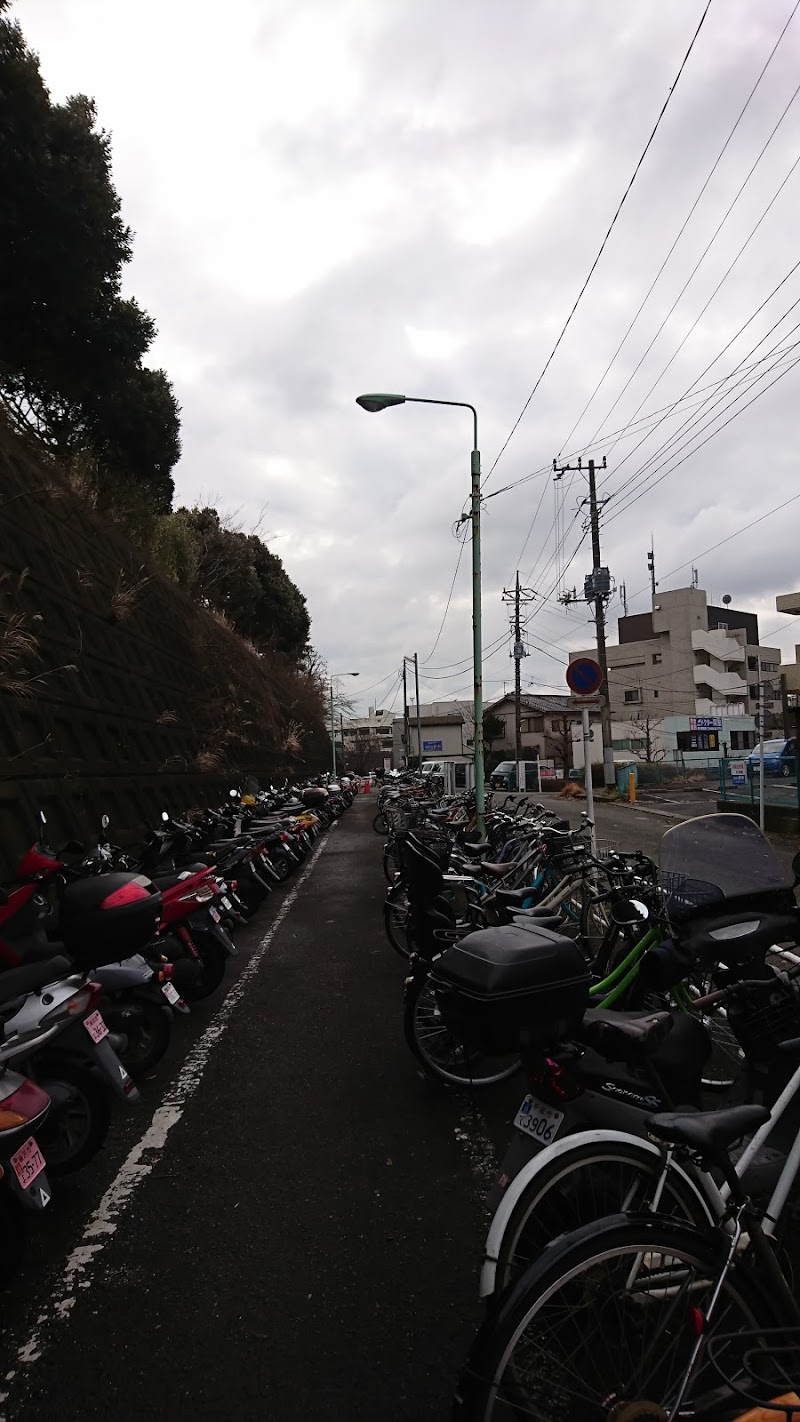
[572, 587, 781, 731]
[776, 592, 800, 703]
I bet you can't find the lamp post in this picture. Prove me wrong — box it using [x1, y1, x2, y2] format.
[329, 672, 359, 775]
[356, 392, 484, 835]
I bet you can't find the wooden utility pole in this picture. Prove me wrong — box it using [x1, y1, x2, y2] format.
[502, 573, 536, 789]
[554, 455, 615, 788]
[413, 653, 422, 767]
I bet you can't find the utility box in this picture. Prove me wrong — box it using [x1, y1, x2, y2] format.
[615, 762, 638, 796]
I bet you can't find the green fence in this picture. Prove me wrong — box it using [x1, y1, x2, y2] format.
[718, 754, 800, 814]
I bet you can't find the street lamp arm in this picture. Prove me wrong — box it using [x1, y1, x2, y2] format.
[403, 397, 479, 453]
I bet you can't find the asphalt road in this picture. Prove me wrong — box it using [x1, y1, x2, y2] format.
[0, 798, 491, 1422]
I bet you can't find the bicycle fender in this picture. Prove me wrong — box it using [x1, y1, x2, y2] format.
[479, 1127, 711, 1300]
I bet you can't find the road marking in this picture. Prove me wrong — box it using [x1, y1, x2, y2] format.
[454, 1103, 498, 1200]
[1, 828, 333, 1399]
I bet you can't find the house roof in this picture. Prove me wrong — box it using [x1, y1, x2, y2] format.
[488, 693, 575, 715]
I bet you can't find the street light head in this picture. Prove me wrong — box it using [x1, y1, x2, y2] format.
[355, 393, 406, 413]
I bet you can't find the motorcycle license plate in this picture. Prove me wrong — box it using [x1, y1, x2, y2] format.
[209, 907, 221, 923]
[220, 896, 232, 911]
[162, 982, 181, 1006]
[11, 1136, 46, 1189]
[83, 1009, 109, 1044]
[514, 1094, 564, 1147]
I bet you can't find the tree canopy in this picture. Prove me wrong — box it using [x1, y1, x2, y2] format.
[0, 12, 180, 505]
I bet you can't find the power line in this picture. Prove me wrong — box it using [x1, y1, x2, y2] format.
[481, 0, 713, 488]
[589, 76, 800, 458]
[604, 343, 800, 525]
[559, 0, 800, 455]
[626, 492, 800, 604]
[421, 527, 469, 665]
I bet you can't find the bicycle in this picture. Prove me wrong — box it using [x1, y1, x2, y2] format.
[456, 1093, 800, 1420]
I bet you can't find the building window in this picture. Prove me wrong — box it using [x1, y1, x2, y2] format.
[749, 685, 758, 700]
[677, 730, 719, 751]
[748, 657, 758, 672]
[652, 653, 662, 664]
[624, 689, 641, 704]
[762, 661, 779, 674]
[653, 690, 659, 698]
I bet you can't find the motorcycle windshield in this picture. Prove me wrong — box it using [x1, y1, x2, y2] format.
[659, 813, 786, 899]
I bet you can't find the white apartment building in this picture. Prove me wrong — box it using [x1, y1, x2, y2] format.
[571, 586, 781, 755]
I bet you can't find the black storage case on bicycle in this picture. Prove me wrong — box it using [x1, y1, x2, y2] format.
[60, 873, 163, 964]
[430, 925, 590, 1055]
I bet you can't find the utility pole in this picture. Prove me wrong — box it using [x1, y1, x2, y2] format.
[554, 455, 615, 788]
[402, 661, 409, 767]
[413, 653, 422, 768]
[648, 541, 656, 600]
[502, 573, 536, 791]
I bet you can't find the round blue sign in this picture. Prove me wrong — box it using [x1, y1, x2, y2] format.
[566, 658, 603, 695]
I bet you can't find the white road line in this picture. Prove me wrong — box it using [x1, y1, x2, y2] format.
[454, 1103, 498, 1201]
[1, 829, 332, 1399]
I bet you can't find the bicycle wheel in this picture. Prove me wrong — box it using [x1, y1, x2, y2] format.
[382, 840, 401, 883]
[383, 883, 410, 958]
[404, 974, 521, 1088]
[490, 1136, 713, 1299]
[457, 1214, 778, 1422]
[373, 811, 388, 834]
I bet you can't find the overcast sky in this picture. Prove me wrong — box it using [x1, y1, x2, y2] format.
[16, 0, 800, 716]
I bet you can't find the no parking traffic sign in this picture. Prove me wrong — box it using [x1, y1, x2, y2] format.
[566, 658, 603, 698]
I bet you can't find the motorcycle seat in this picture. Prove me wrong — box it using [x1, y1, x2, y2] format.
[646, 1103, 771, 1161]
[0, 955, 73, 1003]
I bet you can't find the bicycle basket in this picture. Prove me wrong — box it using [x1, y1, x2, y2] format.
[725, 974, 800, 1065]
[707, 1326, 800, 1418]
[659, 872, 725, 922]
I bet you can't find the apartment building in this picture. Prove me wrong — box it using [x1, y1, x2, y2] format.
[340, 706, 395, 768]
[571, 586, 781, 747]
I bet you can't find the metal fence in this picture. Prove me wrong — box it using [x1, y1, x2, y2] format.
[718, 754, 800, 814]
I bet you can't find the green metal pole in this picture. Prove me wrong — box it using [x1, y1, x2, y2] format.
[470, 417, 485, 839]
[330, 681, 336, 776]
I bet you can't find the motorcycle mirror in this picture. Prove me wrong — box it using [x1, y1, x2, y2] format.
[39, 810, 47, 826]
[611, 898, 650, 926]
[161, 811, 170, 823]
[101, 814, 110, 832]
[230, 789, 239, 799]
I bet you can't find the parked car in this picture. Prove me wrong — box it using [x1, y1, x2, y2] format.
[489, 760, 543, 791]
[747, 737, 797, 777]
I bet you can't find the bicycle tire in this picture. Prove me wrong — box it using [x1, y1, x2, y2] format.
[372, 811, 388, 835]
[456, 1213, 780, 1422]
[403, 973, 520, 1088]
[383, 883, 410, 958]
[489, 1135, 713, 1299]
[382, 841, 401, 883]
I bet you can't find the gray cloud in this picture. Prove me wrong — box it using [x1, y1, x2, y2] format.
[17, 0, 800, 710]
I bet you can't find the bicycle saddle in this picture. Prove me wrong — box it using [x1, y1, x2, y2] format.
[580, 1007, 674, 1060]
[646, 1104, 771, 1161]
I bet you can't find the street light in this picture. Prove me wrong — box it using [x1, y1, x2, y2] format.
[356, 391, 485, 835]
[329, 672, 359, 776]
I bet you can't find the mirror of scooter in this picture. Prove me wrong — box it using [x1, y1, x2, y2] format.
[229, 789, 239, 799]
[101, 814, 110, 832]
[39, 809, 47, 826]
[610, 898, 649, 926]
[161, 810, 170, 823]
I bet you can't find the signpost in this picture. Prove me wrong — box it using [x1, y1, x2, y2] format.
[690, 716, 722, 731]
[566, 658, 603, 855]
[730, 759, 747, 788]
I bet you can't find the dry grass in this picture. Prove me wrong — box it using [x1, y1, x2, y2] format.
[156, 709, 179, 725]
[282, 719, 307, 756]
[194, 748, 227, 772]
[109, 568, 151, 623]
[0, 570, 41, 697]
